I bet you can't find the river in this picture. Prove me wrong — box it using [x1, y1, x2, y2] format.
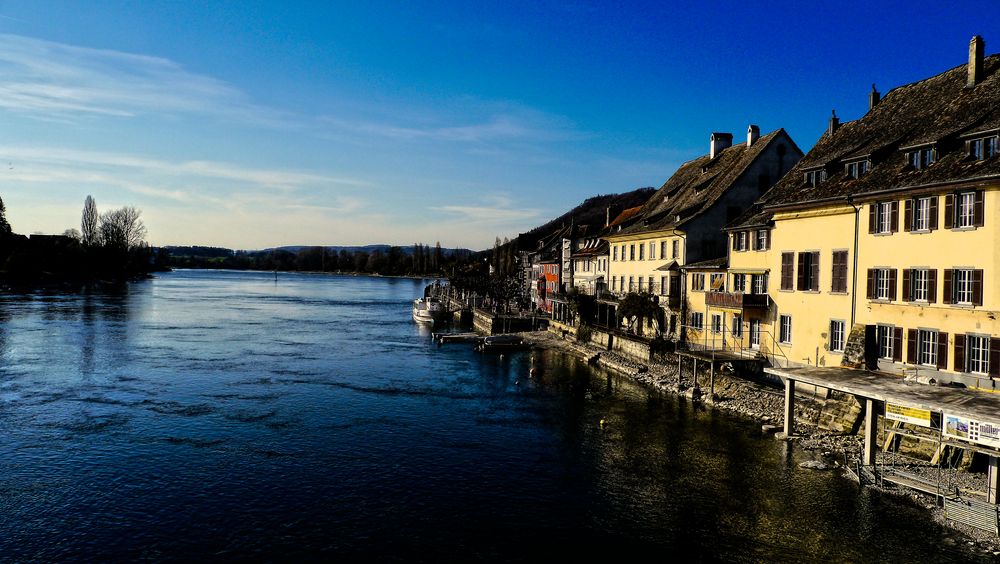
[0, 269, 987, 561]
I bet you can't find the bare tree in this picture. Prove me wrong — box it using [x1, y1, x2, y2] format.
[81, 195, 99, 247]
[99, 206, 147, 253]
[62, 228, 82, 241]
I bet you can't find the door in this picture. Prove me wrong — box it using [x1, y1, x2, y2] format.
[749, 319, 761, 350]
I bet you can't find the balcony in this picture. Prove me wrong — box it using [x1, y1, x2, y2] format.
[705, 291, 770, 310]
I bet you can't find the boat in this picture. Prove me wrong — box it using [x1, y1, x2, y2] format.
[412, 297, 447, 323]
[474, 334, 530, 353]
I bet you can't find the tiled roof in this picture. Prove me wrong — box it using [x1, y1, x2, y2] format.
[754, 52, 1000, 218]
[616, 129, 796, 234]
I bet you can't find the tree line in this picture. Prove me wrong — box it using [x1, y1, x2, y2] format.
[0, 194, 161, 285]
[167, 242, 471, 277]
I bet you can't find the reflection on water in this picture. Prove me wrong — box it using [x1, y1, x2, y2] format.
[0, 270, 987, 561]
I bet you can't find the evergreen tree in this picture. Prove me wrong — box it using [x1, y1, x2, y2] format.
[81, 195, 99, 247]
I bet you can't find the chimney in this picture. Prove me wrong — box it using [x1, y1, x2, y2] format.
[746, 124, 760, 147]
[968, 35, 985, 88]
[868, 84, 880, 111]
[710, 132, 733, 158]
[827, 110, 840, 136]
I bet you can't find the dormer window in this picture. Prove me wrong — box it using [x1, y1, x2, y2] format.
[803, 169, 826, 187]
[906, 147, 935, 169]
[845, 159, 869, 179]
[969, 135, 998, 160]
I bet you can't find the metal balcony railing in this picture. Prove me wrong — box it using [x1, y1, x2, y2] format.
[704, 291, 769, 310]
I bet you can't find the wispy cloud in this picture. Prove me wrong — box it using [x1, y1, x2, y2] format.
[431, 193, 542, 225]
[0, 33, 285, 124]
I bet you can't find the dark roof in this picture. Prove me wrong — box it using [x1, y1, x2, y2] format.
[751, 52, 1000, 221]
[571, 239, 608, 258]
[682, 257, 728, 270]
[608, 205, 644, 228]
[616, 129, 796, 235]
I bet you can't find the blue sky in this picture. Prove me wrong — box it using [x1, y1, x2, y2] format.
[0, 1, 997, 250]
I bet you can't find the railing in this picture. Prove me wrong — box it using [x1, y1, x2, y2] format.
[704, 291, 769, 310]
[679, 320, 790, 367]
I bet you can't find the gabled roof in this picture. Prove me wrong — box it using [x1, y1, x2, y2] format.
[755, 51, 1000, 217]
[681, 257, 728, 270]
[616, 129, 798, 235]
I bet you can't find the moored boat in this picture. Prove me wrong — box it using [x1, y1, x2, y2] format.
[474, 334, 530, 353]
[412, 297, 446, 323]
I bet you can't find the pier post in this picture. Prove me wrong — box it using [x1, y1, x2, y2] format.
[709, 361, 715, 403]
[677, 354, 682, 388]
[692, 359, 698, 390]
[989, 456, 999, 505]
[863, 398, 878, 467]
[783, 378, 795, 435]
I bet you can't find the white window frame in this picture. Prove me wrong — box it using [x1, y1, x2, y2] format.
[779, 315, 792, 344]
[756, 229, 767, 250]
[877, 324, 894, 360]
[691, 312, 704, 330]
[709, 273, 725, 292]
[749, 319, 761, 349]
[671, 240, 679, 259]
[968, 335, 990, 375]
[732, 273, 746, 293]
[711, 314, 723, 334]
[911, 268, 929, 302]
[732, 315, 743, 338]
[752, 274, 767, 295]
[875, 268, 891, 300]
[957, 191, 976, 228]
[735, 231, 747, 251]
[914, 197, 931, 231]
[917, 329, 938, 367]
[875, 202, 892, 234]
[830, 320, 845, 352]
[955, 269, 973, 304]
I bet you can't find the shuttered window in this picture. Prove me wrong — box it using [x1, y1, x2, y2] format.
[868, 268, 897, 301]
[870, 201, 898, 234]
[797, 251, 820, 291]
[951, 269, 984, 305]
[780, 252, 794, 290]
[756, 229, 769, 251]
[831, 250, 848, 293]
[950, 190, 985, 229]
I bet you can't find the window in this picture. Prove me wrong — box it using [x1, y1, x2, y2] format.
[954, 269, 975, 304]
[911, 197, 933, 231]
[845, 160, 869, 179]
[751, 274, 767, 295]
[867, 268, 896, 301]
[945, 191, 984, 229]
[732, 273, 746, 293]
[796, 251, 820, 291]
[907, 147, 935, 169]
[649, 242, 656, 260]
[671, 240, 679, 259]
[709, 273, 725, 292]
[967, 335, 990, 374]
[628, 276, 635, 292]
[612, 278, 617, 292]
[969, 136, 997, 160]
[917, 329, 939, 367]
[733, 231, 748, 251]
[804, 169, 826, 187]
[660, 276, 668, 295]
[907, 268, 931, 302]
[690, 312, 704, 330]
[780, 252, 794, 290]
[755, 229, 769, 251]
[629, 245, 635, 260]
[872, 201, 897, 234]
[638, 277, 645, 292]
[877, 325, 895, 360]
[711, 314, 723, 334]
[830, 320, 845, 352]
[639, 244, 644, 260]
[732, 315, 743, 338]
[779, 315, 792, 344]
[831, 250, 848, 293]
[660, 240, 666, 259]
[613, 246, 618, 261]
[648, 277, 654, 293]
[692, 273, 705, 291]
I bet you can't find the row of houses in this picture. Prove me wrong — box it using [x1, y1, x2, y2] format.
[527, 36, 1000, 389]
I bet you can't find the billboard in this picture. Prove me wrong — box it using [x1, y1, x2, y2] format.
[943, 413, 1000, 449]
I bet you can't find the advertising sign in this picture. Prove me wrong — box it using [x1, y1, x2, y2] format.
[885, 403, 932, 427]
[943, 413, 1000, 449]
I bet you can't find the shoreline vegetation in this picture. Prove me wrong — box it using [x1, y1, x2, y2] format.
[517, 330, 1000, 555]
[0, 195, 166, 288]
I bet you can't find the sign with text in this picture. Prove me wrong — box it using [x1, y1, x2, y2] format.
[885, 403, 932, 427]
[943, 413, 1000, 449]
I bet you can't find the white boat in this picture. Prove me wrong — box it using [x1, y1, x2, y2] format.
[412, 297, 446, 323]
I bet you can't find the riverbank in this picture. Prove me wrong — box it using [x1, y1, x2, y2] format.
[519, 329, 1000, 555]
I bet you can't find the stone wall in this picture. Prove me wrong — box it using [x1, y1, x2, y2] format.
[587, 327, 651, 362]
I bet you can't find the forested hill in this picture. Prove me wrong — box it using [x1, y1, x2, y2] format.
[510, 187, 655, 251]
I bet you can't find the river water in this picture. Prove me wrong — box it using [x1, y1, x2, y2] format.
[0, 270, 987, 561]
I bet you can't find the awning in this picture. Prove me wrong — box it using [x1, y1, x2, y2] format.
[654, 260, 679, 272]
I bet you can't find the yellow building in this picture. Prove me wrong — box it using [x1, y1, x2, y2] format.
[605, 127, 802, 338]
[720, 36, 1000, 388]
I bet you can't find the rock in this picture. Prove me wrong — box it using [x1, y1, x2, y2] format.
[799, 460, 830, 470]
[774, 432, 788, 440]
[761, 424, 778, 434]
